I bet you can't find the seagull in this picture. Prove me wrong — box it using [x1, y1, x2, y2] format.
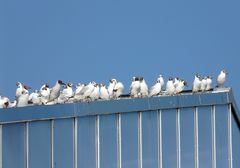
[73, 83, 86, 101]
[90, 83, 100, 101]
[28, 90, 42, 105]
[16, 82, 31, 100]
[49, 80, 65, 102]
[17, 90, 29, 107]
[58, 83, 74, 103]
[149, 79, 161, 96]
[217, 70, 227, 88]
[80, 81, 95, 100]
[113, 81, 124, 99]
[99, 84, 110, 100]
[157, 75, 164, 90]
[206, 76, 212, 91]
[166, 77, 175, 95]
[130, 77, 140, 98]
[175, 79, 187, 94]
[192, 74, 202, 93]
[174, 77, 180, 88]
[0, 96, 10, 108]
[40, 84, 50, 104]
[200, 77, 208, 91]
[139, 77, 149, 97]
[108, 79, 117, 99]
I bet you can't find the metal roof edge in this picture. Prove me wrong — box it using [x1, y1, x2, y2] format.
[228, 88, 240, 128]
[0, 88, 236, 124]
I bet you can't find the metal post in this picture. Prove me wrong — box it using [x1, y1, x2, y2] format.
[176, 109, 181, 168]
[117, 114, 122, 168]
[51, 120, 54, 168]
[228, 104, 233, 168]
[25, 122, 29, 168]
[138, 112, 142, 168]
[194, 107, 199, 168]
[211, 106, 216, 168]
[74, 118, 78, 168]
[158, 110, 162, 168]
[96, 115, 100, 168]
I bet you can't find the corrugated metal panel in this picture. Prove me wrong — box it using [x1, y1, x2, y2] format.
[0, 89, 239, 168]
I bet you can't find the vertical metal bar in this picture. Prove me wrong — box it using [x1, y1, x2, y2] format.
[211, 106, 216, 168]
[194, 107, 199, 168]
[138, 112, 142, 168]
[96, 115, 100, 168]
[117, 114, 122, 168]
[74, 118, 78, 168]
[25, 122, 29, 168]
[0, 125, 2, 168]
[176, 109, 181, 168]
[51, 120, 54, 168]
[158, 110, 162, 168]
[228, 104, 233, 168]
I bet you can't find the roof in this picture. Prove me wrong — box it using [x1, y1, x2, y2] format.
[0, 88, 239, 125]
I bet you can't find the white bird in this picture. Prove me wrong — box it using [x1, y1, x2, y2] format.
[139, 77, 148, 97]
[80, 81, 95, 100]
[217, 70, 227, 88]
[108, 79, 117, 98]
[192, 74, 202, 93]
[113, 81, 124, 99]
[166, 77, 175, 95]
[40, 84, 50, 104]
[29, 90, 42, 105]
[200, 77, 208, 91]
[58, 83, 74, 103]
[16, 82, 31, 100]
[206, 76, 212, 91]
[157, 75, 164, 90]
[90, 83, 100, 101]
[100, 84, 110, 100]
[73, 83, 85, 101]
[49, 80, 65, 102]
[175, 79, 187, 94]
[17, 90, 29, 107]
[9, 100, 17, 108]
[0, 96, 10, 108]
[149, 79, 161, 96]
[130, 77, 141, 98]
[174, 77, 180, 88]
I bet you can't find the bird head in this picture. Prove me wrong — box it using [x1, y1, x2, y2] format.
[58, 80, 65, 85]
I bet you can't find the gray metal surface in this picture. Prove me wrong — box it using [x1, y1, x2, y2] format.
[0, 88, 239, 168]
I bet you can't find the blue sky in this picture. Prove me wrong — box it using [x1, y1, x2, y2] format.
[0, 0, 240, 105]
